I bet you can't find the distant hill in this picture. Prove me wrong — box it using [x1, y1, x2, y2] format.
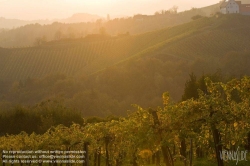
[0, 13, 103, 29]
[59, 13, 103, 23]
[1, 14, 250, 82]
[0, 17, 51, 29]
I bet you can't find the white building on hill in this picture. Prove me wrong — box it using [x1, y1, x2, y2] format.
[220, 0, 250, 15]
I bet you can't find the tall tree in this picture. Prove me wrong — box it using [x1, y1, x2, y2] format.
[182, 73, 199, 101]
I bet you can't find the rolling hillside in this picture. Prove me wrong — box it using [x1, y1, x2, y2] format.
[1, 14, 250, 81]
[0, 3, 220, 48]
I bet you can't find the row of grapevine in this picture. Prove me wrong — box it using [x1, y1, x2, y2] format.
[0, 40, 115, 80]
[1, 77, 250, 166]
[165, 28, 250, 59]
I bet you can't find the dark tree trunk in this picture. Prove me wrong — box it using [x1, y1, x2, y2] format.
[162, 145, 174, 166]
[147, 157, 151, 165]
[53, 152, 57, 166]
[209, 107, 224, 166]
[246, 132, 250, 150]
[98, 147, 101, 166]
[19, 158, 23, 166]
[152, 153, 156, 164]
[156, 151, 161, 166]
[173, 144, 176, 156]
[84, 142, 90, 166]
[11, 150, 14, 166]
[2, 157, 5, 166]
[28, 157, 32, 166]
[180, 139, 187, 166]
[105, 137, 110, 166]
[211, 126, 224, 166]
[149, 109, 174, 166]
[180, 139, 186, 159]
[116, 152, 123, 166]
[66, 147, 70, 166]
[2, 151, 5, 166]
[132, 151, 138, 166]
[196, 146, 203, 158]
[94, 149, 98, 166]
[38, 154, 43, 166]
[190, 139, 193, 166]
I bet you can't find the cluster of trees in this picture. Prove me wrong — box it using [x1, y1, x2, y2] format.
[0, 99, 83, 135]
[154, 6, 179, 15]
[191, 15, 204, 20]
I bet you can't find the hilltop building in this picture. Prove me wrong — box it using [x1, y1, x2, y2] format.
[220, 0, 250, 15]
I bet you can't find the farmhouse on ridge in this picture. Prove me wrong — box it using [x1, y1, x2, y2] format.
[220, 0, 250, 15]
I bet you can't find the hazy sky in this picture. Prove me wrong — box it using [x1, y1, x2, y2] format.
[0, 0, 220, 20]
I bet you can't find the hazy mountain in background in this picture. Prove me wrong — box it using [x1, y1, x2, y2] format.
[59, 13, 104, 24]
[0, 17, 51, 29]
[0, 13, 103, 29]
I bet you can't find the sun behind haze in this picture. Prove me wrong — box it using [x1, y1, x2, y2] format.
[0, 0, 220, 20]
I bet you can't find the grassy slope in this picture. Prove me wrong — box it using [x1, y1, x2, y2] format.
[0, 14, 250, 81]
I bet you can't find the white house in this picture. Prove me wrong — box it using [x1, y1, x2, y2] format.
[220, 0, 250, 15]
[220, 0, 240, 14]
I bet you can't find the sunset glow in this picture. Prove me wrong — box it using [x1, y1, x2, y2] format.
[0, 0, 220, 20]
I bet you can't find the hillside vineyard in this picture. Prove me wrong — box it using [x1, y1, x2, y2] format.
[1, 15, 250, 81]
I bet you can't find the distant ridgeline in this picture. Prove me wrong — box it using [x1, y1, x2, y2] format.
[1, 14, 250, 81]
[0, 3, 221, 48]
